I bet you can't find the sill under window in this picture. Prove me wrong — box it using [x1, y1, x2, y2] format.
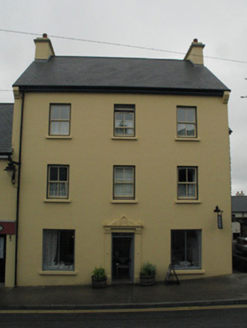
[44, 199, 71, 203]
[39, 270, 77, 276]
[176, 200, 201, 204]
[175, 137, 200, 142]
[46, 135, 72, 139]
[172, 269, 205, 275]
[111, 199, 138, 204]
[111, 136, 138, 141]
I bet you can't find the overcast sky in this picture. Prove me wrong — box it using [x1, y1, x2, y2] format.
[0, 0, 246, 195]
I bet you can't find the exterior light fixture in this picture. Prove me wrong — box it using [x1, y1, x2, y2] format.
[214, 205, 223, 229]
[4, 162, 16, 185]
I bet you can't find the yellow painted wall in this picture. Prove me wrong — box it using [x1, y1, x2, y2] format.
[13, 92, 232, 286]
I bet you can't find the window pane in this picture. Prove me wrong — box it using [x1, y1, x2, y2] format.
[50, 167, 58, 181]
[187, 185, 196, 197]
[171, 230, 185, 264]
[60, 122, 69, 135]
[125, 168, 133, 181]
[126, 128, 134, 136]
[124, 184, 133, 196]
[178, 169, 186, 182]
[187, 108, 195, 122]
[187, 230, 200, 267]
[125, 113, 134, 127]
[177, 124, 186, 136]
[50, 107, 60, 119]
[115, 168, 123, 181]
[59, 183, 67, 196]
[188, 169, 195, 182]
[187, 124, 195, 136]
[177, 108, 186, 122]
[115, 184, 124, 196]
[115, 113, 124, 127]
[49, 182, 58, 196]
[59, 167, 67, 181]
[51, 122, 60, 135]
[115, 128, 123, 135]
[178, 184, 186, 198]
[61, 106, 70, 119]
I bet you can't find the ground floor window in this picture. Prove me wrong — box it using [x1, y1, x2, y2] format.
[171, 230, 201, 269]
[42, 229, 75, 271]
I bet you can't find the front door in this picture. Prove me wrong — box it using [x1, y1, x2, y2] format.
[112, 233, 134, 283]
[0, 236, 6, 284]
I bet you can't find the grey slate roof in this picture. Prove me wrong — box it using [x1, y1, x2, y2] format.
[232, 196, 247, 213]
[13, 56, 229, 94]
[0, 103, 13, 155]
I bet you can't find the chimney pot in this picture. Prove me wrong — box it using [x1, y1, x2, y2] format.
[193, 38, 198, 43]
[43, 33, 48, 38]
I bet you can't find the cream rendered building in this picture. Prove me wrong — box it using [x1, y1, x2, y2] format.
[7, 36, 232, 286]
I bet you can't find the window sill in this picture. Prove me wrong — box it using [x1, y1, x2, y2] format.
[111, 200, 138, 204]
[175, 137, 200, 142]
[46, 135, 72, 139]
[39, 270, 77, 276]
[44, 199, 71, 203]
[175, 200, 201, 204]
[172, 269, 205, 275]
[111, 136, 138, 141]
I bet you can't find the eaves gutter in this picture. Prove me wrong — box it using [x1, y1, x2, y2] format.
[16, 85, 229, 97]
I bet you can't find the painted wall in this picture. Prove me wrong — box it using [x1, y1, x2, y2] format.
[12, 91, 232, 286]
[0, 159, 16, 286]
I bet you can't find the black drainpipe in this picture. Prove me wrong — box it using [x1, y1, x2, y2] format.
[14, 89, 25, 287]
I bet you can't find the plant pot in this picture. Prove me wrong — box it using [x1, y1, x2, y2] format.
[91, 276, 107, 288]
[140, 274, 155, 286]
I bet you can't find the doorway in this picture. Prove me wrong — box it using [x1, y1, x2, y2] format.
[0, 235, 6, 284]
[112, 233, 134, 283]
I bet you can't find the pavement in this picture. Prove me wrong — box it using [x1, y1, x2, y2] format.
[1, 273, 247, 311]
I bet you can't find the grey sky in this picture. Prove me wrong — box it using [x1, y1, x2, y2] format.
[0, 0, 247, 195]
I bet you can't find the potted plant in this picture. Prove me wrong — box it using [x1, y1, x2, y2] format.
[140, 262, 156, 286]
[92, 267, 107, 288]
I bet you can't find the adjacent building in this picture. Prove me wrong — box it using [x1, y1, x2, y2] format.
[0, 103, 15, 286]
[2, 36, 232, 286]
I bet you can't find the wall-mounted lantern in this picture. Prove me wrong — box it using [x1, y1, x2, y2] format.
[4, 158, 19, 185]
[214, 205, 223, 229]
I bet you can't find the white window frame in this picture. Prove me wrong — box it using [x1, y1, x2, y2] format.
[49, 104, 71, 136]
[113, 166, 135, 200]
[47, 165, 69, 199]
[177, 166, 198, 200]
[114, 105, 135, 137]
[177, 107, 197, 138]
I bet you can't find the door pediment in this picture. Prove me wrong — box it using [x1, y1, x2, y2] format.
[104, 216, 143, 233]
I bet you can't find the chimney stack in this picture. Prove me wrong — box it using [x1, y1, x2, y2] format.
[34, 33, 55, 60]
[184, 39, 205, 65]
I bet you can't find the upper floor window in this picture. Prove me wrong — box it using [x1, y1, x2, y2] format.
[177, 107, 197, 138]
[113, 166, 135, 199]
[49, 104, 71, 136]
[114, 105, 135, 137]
[177, 167, 198, 199]
[47, 165, 69, 199]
